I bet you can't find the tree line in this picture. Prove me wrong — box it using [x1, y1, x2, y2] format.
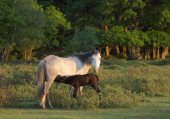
[0, 0, 170, 61]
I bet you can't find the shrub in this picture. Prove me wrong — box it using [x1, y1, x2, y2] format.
[0, 88, 7, 106]
[49, 84, 100, 109]
[48, 82, 138, 109]
[1, 60, 170, 109]
[99, 84, 138, 108]
[119, 65, 170, 96]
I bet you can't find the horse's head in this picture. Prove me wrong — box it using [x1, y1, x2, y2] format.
[91, 49, 101, 73]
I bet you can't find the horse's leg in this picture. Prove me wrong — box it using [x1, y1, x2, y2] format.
[37, 84, 43, 106]
[44, 81, 54, 108]
[38, 82, 48, 109]
[79, 86, 83, 96]
[46, 94, 53, 108]
[40, 93, 46, 109]
[37, 61, 47, 108]
[37, 83, 47, 108]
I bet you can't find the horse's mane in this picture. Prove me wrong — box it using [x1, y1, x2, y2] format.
[73, 51, 94, 64]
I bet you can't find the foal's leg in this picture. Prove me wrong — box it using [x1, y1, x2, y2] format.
[91, 83, 100, 94]
[91, 83, 102, 102]
[73, 86, 79, 98]
[69, 86, 74, 97]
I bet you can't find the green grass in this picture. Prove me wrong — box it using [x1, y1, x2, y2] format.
[1, 59, 170, 118]
[1, 97, 170, 119]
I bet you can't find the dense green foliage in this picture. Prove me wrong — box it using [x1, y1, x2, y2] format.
[44, 6, 71, 49]
[0, 0, 170, 60]
[63, 27, 99, 54]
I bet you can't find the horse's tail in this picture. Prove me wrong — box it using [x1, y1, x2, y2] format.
[37, 60, 45, 99]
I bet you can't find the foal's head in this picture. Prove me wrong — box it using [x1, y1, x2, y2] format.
[55, 75, 67, 83]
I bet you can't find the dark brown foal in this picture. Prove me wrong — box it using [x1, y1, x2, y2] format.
[54, 73, 100, 98]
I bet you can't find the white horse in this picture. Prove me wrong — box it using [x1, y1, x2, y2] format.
[37, 49, 101, 108]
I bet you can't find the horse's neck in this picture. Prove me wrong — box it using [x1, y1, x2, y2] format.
[77, 64, 91, 74]
[70, 56, 91, 74]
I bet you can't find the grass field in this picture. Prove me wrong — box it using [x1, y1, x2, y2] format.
[1, 58, 170, 118]
[1, 97, 170, 119]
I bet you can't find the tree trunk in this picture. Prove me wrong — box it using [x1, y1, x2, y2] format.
[115, 45, 120, 57]
[126, 46, 136, 60]
[126, 46, 131, 60]
[131, 47, 135, 59]
[104, 25, 110, 57]
[152, 47, 156, 59]
[136, 47, 142, 60]
[156, 46, 160, 59]
[144, 47, 147, 60]
[24, 38, 27, 61]
[2, 48, 10, 61]
[104, 25, 108, 32]
[148, 46, 151, 59]
[27, 48, 33, 61]
[147, 52, 150, 59]
[144, 46, 150, 60]
[165, 47, 169, 56]
[122, 46, 127, 58]
[161, 47, 169, 59]
[23, 38, 33, 61]
[105, 46, 110, 57]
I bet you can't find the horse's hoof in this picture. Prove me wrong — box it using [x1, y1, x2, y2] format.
[73, 97, 79, 99]
[41, 105, 46, 109]
[80, 92, 83, 96]
[39, 106, 46, 109]
[49, 105, 54, 108]
[40, 104, 46, 109]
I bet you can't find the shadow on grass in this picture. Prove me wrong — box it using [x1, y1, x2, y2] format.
[102, 58, 170, 69]
[4, 101, 38, 109]
[145, 59, 170, 66]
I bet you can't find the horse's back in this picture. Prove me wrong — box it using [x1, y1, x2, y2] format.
[40, 55, 77, 78]
[43, 55, 64, 62]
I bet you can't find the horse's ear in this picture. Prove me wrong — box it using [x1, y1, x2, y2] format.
[92, 48, 100, 55]
[92, 49, 97, 54]
[95, 47, 101, 53]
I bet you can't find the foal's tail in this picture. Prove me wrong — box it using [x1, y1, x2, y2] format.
[37, 60, 45, 98]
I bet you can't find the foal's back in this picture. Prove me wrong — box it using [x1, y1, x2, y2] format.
[86, 73, 99, 83]
[86, 73, 99, 81]
[75, 73, 99, 86]
[55, 73, 99, 85]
